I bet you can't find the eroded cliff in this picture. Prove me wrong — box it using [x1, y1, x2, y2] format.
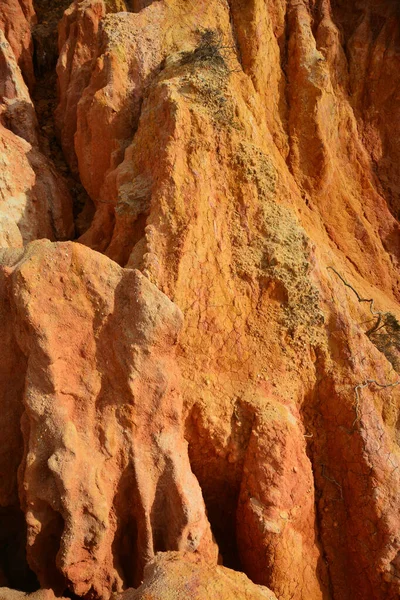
[0, 1, 400, 599]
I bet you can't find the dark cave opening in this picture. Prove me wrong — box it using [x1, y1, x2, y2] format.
[113, 517, 139, 589]
[112, 466, 140, 589]
[185, 400, 256, 575]
[206, 498, 243, 572]
[186, 438, 245, 573]
[0, 506, 39, 592]
[198, 480, 243, 572]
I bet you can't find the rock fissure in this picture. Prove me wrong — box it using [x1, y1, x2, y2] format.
[31, 0, 94, 237]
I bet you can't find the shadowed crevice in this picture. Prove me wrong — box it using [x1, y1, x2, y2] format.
[0, 507, 39, 592]
[31, 0, 95, 237]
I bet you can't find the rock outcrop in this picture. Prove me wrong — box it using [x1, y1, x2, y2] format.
[0, 590, 64, 600]
[0, 22, 73, 246]
[54, 0, 400, 597]
[1, 240, 216, 597]
[0, 0, 400, 599]
[119, 552, 278, 600]
[0, 0, 36, 89]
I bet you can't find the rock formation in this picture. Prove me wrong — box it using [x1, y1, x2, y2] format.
[0, 23, 73, 246]
[0, 0, 36, 90]
[119, 552, 278, 600]
[2, 239, 216, 597]
[0, 590, 64, 600]
[0, 0, 400, 599]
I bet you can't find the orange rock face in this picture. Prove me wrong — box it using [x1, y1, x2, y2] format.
[3, 240, 216, 597]
[0, 115, 74, 244]
[56, 0, 110, 173]
[0, 0, 36, 89]
[120, 552, 278, 600]
[0, 27, 73, 245]
[1, 0, 400, 599]
[0, 590, 65, 600]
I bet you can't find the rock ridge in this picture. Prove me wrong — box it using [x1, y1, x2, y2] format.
[0, 1, 400, 599]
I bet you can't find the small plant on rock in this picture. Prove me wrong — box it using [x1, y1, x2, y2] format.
[180, 29, 237, 74]
[328, 267, 400, 372]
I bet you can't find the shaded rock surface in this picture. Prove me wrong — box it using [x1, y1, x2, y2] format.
[0, 0, 400, 600]
[0, 15, 73, 246]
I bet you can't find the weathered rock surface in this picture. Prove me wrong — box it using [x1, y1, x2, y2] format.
[0, 589, 64, 600]
[0, 29, 73, 245]
[119, 552, 278, 600]
[1, 240, 216, 597]
[1, 0, 400, 599]
[0, 0, 36, 89]
[53, 1, 400, 598]
[56, 0, 131, 174]
[0, 28, 37, 145]
[0, 120, 74, 245]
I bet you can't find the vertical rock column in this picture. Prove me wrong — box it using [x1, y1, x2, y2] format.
[9, 240, 217, 598]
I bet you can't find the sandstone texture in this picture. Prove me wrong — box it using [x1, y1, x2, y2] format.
[0, 0, 36, 89]
[0, 17, 73, 246]
[0, 590, 65, 600]
[119, 552, 278, 600]
[1, 240, 216, 597]
[0, 0, 400, 600]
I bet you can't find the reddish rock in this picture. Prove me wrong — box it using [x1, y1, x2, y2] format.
[120, 552, 277, 600]
[0, 0, 36, 89]
[0, 28, 38, 146]
[336, 0, 400, 220]
[62, 1, 400, 598]
[0, 30, 73, 245]
[0, 250, 25, 509]
[55, 0, 135, 175]
[0, 590, 65, 600]
[73, 3, 168, 204]
[56, 0, 109, 173]
[0, 0, 400, 599]
[7, 240, 216, 597]
[236, 395, 324, 598]
[0, 122, 74, 244]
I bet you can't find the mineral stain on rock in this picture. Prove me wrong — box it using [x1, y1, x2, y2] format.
[0, 1, 400, 600]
